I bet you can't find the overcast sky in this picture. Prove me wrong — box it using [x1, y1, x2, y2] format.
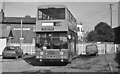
[0, 0, 119, 31]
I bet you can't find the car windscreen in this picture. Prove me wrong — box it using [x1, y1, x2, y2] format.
[6, 47, 15, 50]
[86, 45, 97, 50]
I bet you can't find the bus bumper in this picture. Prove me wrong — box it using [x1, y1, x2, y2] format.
[37, 59, 69, 62]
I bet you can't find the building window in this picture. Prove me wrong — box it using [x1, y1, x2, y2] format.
[7, 26, 10, 29]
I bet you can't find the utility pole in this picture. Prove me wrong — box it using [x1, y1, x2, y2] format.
[110, 4, 112, 27]
[1, 0, 5, 11]
[20, 19, 23, 49]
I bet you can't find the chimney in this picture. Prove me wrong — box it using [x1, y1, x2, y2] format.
[0, 9, 4, 23]
[25, 15, 31, 18]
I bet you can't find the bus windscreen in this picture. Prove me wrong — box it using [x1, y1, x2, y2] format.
[36, 32, 68, 49]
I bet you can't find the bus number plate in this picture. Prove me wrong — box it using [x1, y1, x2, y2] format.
[48, 51, 55, 55]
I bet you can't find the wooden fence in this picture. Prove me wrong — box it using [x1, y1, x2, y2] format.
[77, 43, 118, 55]
[9, 43, 35, 54]
[9, 42, 118, 55]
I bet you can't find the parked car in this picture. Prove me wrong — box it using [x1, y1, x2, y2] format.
[86, 44, 98, 56]
[2, 46, 23, 59]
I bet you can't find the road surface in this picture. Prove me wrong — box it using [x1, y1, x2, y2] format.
[1, 53, 119, 73]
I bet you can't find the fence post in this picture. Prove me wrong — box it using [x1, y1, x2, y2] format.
[118, 44, 120, 52]
[31, 46, 32, 54]
[115, 44, 117, 53]
[105, 43, 107, 54]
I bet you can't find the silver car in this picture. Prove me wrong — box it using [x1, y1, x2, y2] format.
[86, 44, 98, 56]
[2, 46, 23, 59]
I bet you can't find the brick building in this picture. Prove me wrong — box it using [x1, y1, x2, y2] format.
[0, 9, 36, 54]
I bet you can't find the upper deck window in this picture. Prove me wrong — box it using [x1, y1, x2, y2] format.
[38, 8, 65, 20]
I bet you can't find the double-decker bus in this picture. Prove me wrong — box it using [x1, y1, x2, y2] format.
[35, 5, 78, 63]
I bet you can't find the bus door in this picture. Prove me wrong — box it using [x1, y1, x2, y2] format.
[68, 34, 75, 58]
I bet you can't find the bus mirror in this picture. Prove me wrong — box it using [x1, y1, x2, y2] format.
[68, 35, 71, 39]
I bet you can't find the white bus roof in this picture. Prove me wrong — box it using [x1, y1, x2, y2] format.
[38, 5, 67, 9]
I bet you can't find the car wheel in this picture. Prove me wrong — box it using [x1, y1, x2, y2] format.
[21, 54, 23, 58]
[96, 53, 98, 56]
[2, 57, 5, 59]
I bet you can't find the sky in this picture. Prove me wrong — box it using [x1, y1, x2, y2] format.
[0, 0, 119, 31]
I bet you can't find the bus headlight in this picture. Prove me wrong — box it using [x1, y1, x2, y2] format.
[36, 56, 39, 58]
[43, 46, 47, 49]
[61, 59, 64, 62]
[61, 56, 63, 58]
[40, 52, 44, 55]
[60, 51, 64, 55]
[40, 59, 42, 61]
[40, 56, 42, 58]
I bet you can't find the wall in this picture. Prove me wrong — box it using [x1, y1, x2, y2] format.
[119, 2, 120, 26]
[0, 24, 2, 38]
[10, 38, 35, 54]
[0, 39, 6, 55]
[6, 24, 35, 44]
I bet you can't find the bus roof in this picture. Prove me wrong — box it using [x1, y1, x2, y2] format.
[38, 5, 67, 9]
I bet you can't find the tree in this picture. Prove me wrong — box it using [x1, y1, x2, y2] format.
[87, 22, 115, 42]
[87, 30, 99, 42]
[82, 31, 89, 42]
